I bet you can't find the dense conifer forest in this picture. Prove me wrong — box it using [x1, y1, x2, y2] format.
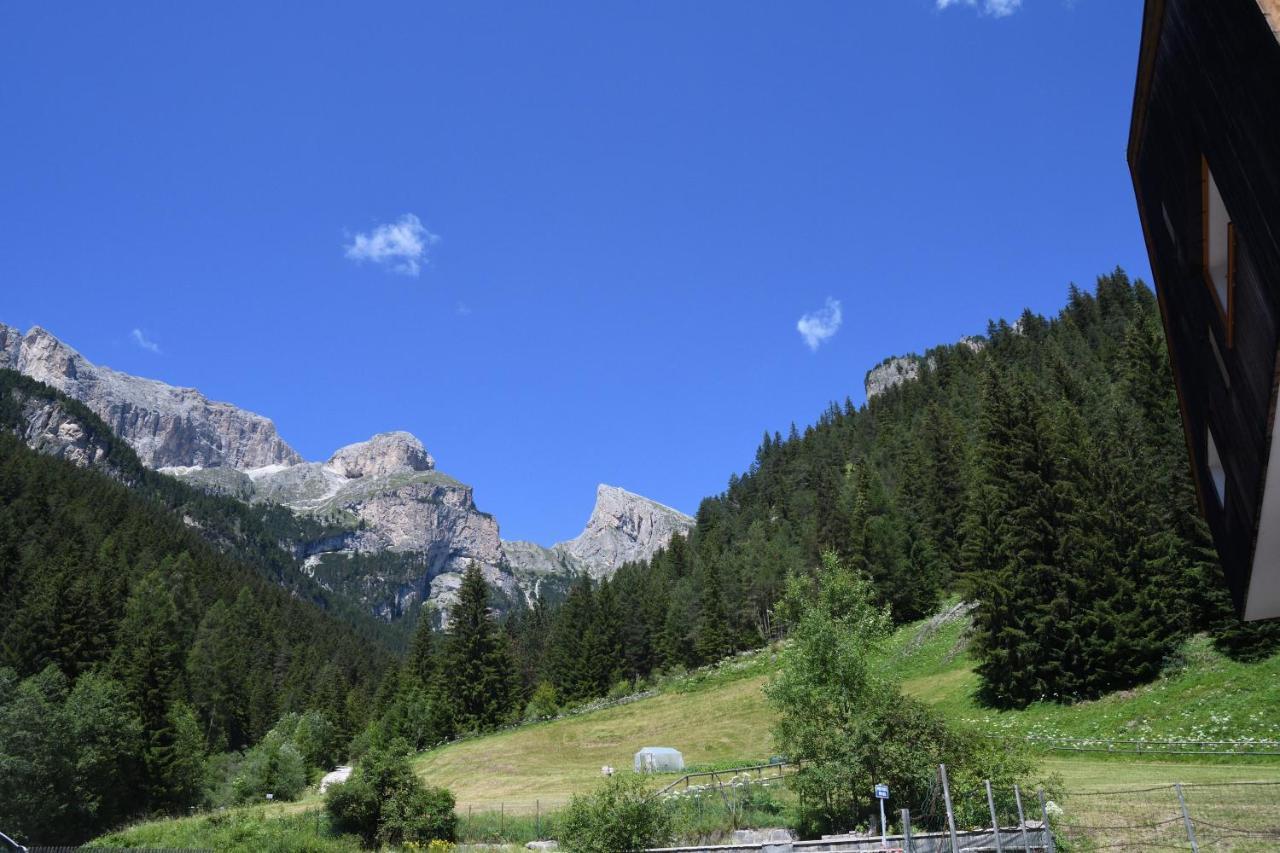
[0, 374, 395, 843]
[502, 269, 1279, 710]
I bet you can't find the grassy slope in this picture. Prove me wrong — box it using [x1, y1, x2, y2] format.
[416, 606, 1280, 812]
[93, 606, 1280, 847]
[886, 607, 1280, 744]
[414, 663, 776, 812]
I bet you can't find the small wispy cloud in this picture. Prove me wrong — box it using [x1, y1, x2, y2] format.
[344, 213, 439, 277]
[131, 328, 161, 354]
[937, 0, 1023, 17]
[456, 302, 472, 316]
[797, 298, 843, 352]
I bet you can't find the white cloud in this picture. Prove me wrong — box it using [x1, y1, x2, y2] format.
[344, 213, 439, 276]
[797, 298, 843, 351]
[937, 0, 1023, 17]
[131, 328, 161, 354]
[456, 301, 472, 316]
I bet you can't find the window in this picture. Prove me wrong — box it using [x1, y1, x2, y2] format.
[1207, 325, 1230, 389]
[1207, 425, 1227, 507]
[1202, 157, 1236, 344]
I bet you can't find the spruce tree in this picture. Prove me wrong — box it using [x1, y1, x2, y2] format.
[441, 563, 518, 731]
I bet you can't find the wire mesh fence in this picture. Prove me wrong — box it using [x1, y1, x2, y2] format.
[647, 767, 1280, 852]
[1057, 781, 1280, 852]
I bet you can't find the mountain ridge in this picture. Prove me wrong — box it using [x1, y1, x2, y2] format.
[0, 322, 694, 621]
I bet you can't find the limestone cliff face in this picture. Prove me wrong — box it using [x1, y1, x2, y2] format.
[4, 322, 692, 624]
[326, 431, 435, 479]
[865, 356, 923, 400]
[167, 430, 512, 621]
[558, 484, 695, 578]
[864, 337, 987, 400]
[0, 323, 300, 470]
[11, 393, 114, 469]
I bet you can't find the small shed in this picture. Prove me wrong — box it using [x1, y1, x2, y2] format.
[634, 746, 684, 774]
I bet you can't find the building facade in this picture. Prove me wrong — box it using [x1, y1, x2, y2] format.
[1128, 0, 1280, 619]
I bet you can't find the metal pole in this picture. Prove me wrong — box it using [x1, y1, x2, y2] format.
[500, 801, 504, 838]
[901, 808, 913, 853]
[879, 795, 888, 848]
[1038, 789, 1056, 853]
[1013, 784, 1031, 852]
[940, 764, 960, 853]
[985, 780, 1004, 853]
[536, 798, 541, 840]
[1175, 783, 1199, 852]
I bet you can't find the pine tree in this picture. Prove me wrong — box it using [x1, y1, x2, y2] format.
[405, 614, 438, 689]
[546, 575, 595, 701]
[187, 599, 247, 750]
[441, 563, 518, 731]
[111, 571, 185, 736]
[583, 578, 624, 692]
[694, 559, 733, 663]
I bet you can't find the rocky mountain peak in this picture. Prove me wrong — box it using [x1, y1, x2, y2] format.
[325, 431, 435, 479]
[0, 322, 301, 470]
[560, 484, 694, 577]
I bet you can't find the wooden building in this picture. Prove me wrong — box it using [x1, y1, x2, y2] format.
[1128, 0, 1280, 619]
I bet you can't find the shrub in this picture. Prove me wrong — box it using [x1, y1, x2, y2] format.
[766, 552, 1036, 836]
[230, 729, 308, 804]
[524, 681, 560, 720]
[292, 710, 344, 770]
[325, 740, 457, 846]
[560, 774, 672, 853]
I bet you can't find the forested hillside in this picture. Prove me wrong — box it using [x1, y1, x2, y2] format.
[0, 373, 394, 843]
[504, 269, 1279, 709]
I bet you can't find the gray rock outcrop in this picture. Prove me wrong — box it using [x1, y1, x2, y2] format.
[326, 431, 435, 479]
[11, 393, 113, 469]
[865, 356, 923, 400]
[3, 322, 694, 623]
[864, 337, 987, 400]
[0, 323, 300, 470]
[559, 484, 695, 578]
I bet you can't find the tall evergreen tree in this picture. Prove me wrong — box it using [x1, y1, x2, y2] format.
[441, 563, 518, 731]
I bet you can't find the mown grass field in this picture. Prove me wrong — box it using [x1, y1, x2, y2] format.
[416, 604, 1280, 813]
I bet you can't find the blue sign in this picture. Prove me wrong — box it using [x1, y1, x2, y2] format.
[874, 783, 890, 800]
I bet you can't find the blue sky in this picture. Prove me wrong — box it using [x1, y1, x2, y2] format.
[0, 0, 1151, 544]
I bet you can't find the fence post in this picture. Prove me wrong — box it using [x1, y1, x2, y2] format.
[1013, 784, 1031, 852]
[985, 780, 1004, 853]
[1038, 789, 1055, 853]
[940, 764, 960, 853]
[500, 801, 504, 839]
[902, 808, 913, 853]
[1174, 783, 1199, 852]
[536, 798, 541, 840]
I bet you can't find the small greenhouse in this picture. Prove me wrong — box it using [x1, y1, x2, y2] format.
[634, 746, 684, 774]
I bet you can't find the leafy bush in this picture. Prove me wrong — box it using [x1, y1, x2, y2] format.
[273, 709, 345, 771]
[560, 774, 672, 852]
[230, 728, 308, 804]
[766, 552, 1034, 836]
[524, 681, 560, 720]
[325, 741, 457, 846]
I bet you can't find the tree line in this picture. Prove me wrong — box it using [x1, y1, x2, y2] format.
[492, 269, 1277, 712]
[0, 386, 394, 844]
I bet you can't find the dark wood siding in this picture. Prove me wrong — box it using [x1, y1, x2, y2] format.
[1131, 0, 1280, 613]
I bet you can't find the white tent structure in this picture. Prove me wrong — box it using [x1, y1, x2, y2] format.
[634, 746, 683, 774]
